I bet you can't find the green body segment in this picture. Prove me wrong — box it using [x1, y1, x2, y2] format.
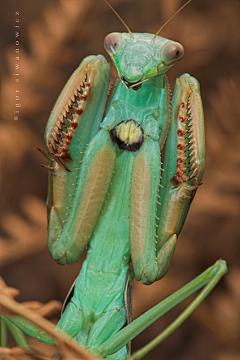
[3, 32, 208, 359]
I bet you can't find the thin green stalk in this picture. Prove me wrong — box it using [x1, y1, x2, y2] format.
[0, 316, 8, 347]
[3, 316, 31, 351]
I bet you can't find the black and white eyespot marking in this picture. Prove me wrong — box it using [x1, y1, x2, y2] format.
[110, 119, 144, 152]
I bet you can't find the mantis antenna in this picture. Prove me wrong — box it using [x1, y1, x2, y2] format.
[154, 0, 192, 38]
[103, 0, 132, 35]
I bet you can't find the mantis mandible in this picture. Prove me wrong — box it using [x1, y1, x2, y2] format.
[2, 1, 227, 359]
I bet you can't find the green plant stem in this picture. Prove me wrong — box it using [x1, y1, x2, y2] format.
[0, 316, 8, 347]
[3, 316, 31, 351]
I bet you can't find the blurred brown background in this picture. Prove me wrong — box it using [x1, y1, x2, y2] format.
[0, 0, 239, 359]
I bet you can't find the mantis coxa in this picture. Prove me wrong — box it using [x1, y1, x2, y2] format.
[2, 1, 227, 359]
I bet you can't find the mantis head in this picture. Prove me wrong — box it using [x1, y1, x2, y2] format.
[104, 32, 184, 90]
[103, 0, 192, 90]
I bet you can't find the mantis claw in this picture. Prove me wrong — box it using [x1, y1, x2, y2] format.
[40, 164, 55, 172]
[130, 74, 205, 284]
[157, 74, 205, 251]
[50, 153, 71, 172]
[37, 147, 54, 161]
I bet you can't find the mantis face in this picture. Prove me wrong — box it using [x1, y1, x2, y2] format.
[104, 32, 184, 89]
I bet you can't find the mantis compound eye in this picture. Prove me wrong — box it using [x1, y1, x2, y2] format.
[104, 33, 121, 55]
[160, 41, 184, 66]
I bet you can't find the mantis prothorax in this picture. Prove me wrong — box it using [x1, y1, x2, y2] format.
[1, 1, 227, 359]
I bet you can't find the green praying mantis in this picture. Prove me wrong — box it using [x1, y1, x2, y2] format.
[1, 1, 228, 359]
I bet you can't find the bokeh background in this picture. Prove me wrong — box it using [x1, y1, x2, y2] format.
[0, 0, 239, 359]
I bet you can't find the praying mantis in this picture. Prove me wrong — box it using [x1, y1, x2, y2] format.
[1, 1, 228, 359]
